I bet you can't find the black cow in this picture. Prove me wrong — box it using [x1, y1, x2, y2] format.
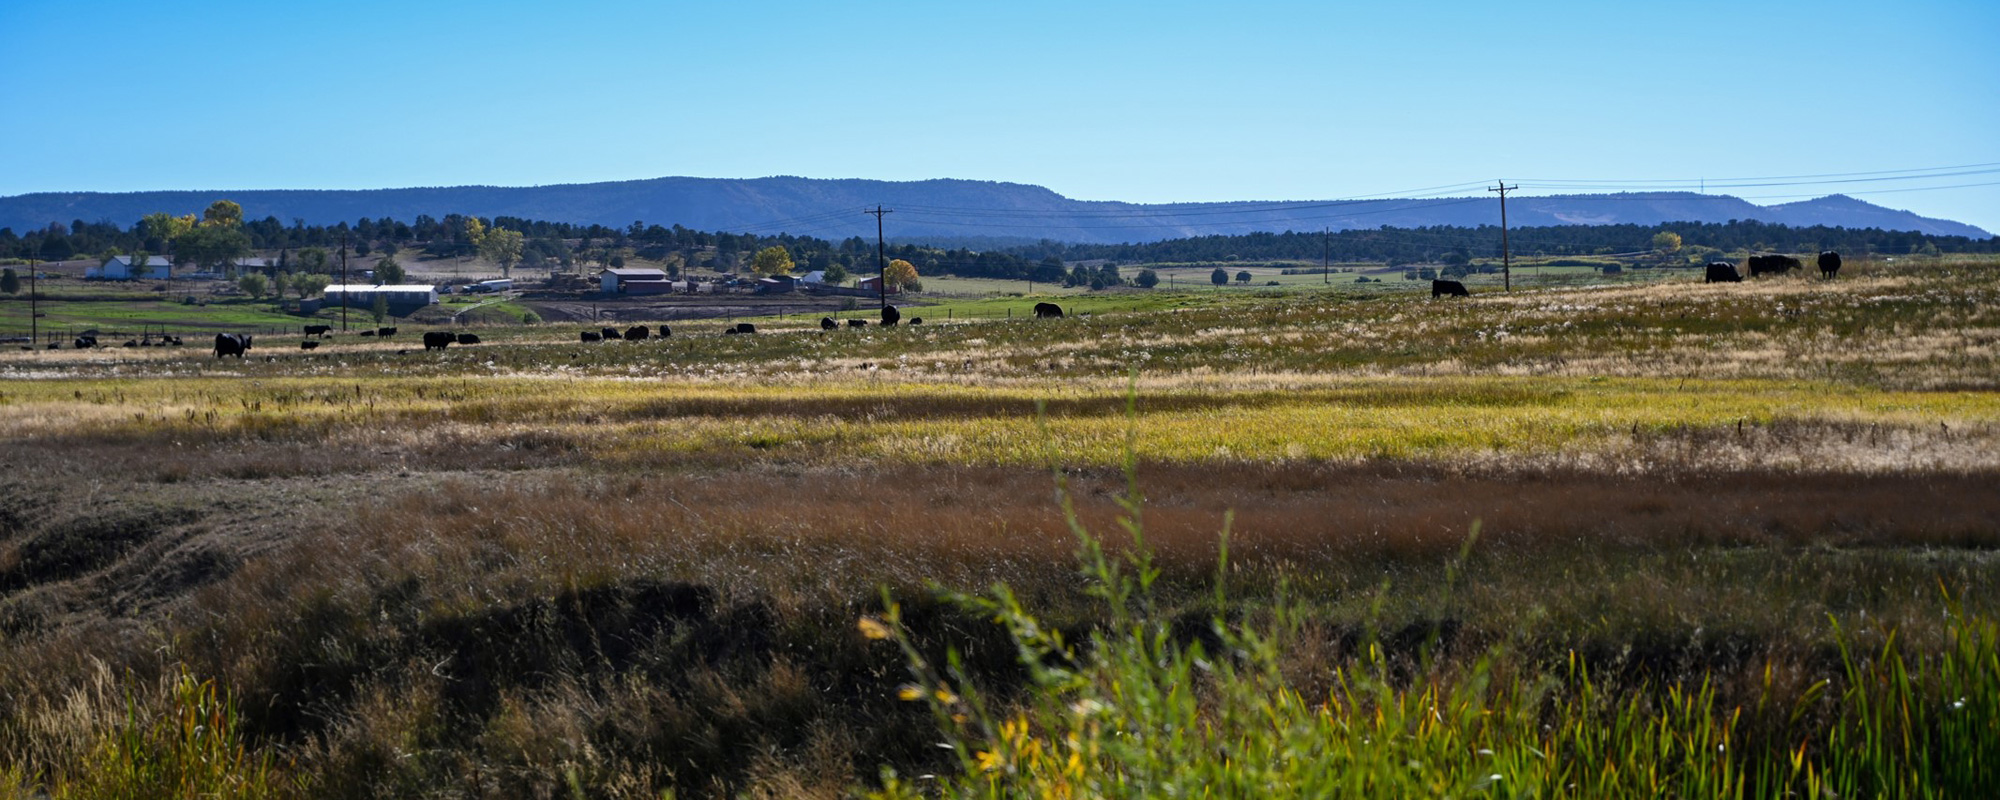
[909, 317, 923, 325]
[300, 340, 320, 350]
[213, 333, 251, 358]
[625, 325, 650, 341]
[881, 305, 901, 327]
[1747, 255, 1801, 277]
[581, 331, 603, 342]
[1033, 302, 1064, 318]
[1432, 279, 1470, 298]
[456, 333, 481, 345]
[168, 336, 183, 346]
[657, 325, 671, 338]
[423, 331, 455, 351]
[122, 340, 138, 348]
[735, 323, 758, 334]
[1705, 262, 1743, 283]
[1818, 251, 1842, 279]
[847, 319, 869, 328]
[821, 317, 837, 330]
[377, 326, 398, 337]
[73, 335, 98, 349]
[602, 327, 623, 340]
[304, 325, 332, 338]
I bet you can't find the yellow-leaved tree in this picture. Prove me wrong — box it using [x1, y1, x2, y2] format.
[751, 246, 795, 277]
[883, 259, 921, 292]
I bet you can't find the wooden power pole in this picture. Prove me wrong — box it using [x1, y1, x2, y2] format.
[1489, 180, 1518, 291]
[865, 206, 892, 309]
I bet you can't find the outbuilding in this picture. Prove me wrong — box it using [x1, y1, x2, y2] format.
[323, 284, 441, 315]
[600, 268, 669, 293]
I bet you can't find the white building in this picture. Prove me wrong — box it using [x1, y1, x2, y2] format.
[86, 255, 172, 281]
[323, 284, 440, 312]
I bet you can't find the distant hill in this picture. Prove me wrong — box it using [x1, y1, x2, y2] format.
[0, 177, 1987, 243]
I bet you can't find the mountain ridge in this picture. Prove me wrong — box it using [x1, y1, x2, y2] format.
[0, 177, 1987, 243]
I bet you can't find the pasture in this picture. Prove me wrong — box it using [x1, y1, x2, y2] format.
[1, 258, 1997, 797]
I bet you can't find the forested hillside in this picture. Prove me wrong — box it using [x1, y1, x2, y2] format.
[1, 176, 1987, 243]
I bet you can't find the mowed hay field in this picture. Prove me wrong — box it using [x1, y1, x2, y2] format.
[1, 259, 1998, 797]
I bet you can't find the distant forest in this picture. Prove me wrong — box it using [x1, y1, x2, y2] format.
[4, 212, 1991, 285]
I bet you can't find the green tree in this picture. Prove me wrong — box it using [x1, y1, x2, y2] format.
[470, 220, 524, 277]
[1210, 267, 1229, 286]
[173, 225, 250, 275]
[1652, 231, 1683, 260]
[1134, 268, 1159, 288]
[1, 268, 19, 294]
[374, 255, 405, 285]
[370, 294, 389, 323]
[295, 247, 332, 274]
[237, 272, 268, 299]
[290, 272, 331, 300]
[751, 245, 795, 277]
[823, 263, 849, 286]
[1236, 270, 1253, 284]
[270, 272, 291, 299]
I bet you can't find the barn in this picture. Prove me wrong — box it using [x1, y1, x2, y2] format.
[600, 268, 669, 293]
[324, 284, 441, 314]
[86, 255, 172, 281]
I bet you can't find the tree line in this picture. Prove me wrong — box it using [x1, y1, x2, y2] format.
[4, 205, 1990, 286]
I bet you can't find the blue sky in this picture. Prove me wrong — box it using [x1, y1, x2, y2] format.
[3, 0, 1996, 232]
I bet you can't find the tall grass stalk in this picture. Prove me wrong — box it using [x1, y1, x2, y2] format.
[862, 397, 2000, 798]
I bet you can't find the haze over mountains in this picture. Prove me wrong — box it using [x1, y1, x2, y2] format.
[0, 177, 1987, 244]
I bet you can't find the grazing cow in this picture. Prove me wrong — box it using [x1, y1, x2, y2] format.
[625, 325, 650, 341]
[359, 330, 376, 337]
[821, 317, 837, 330]
[377, 326, 398, 337]
[73, 335, 98, 349]
[168, 336, 183, 346]
[122, 340, 138, 348]
[212, 333, 251, 358]
[909, 317, 923, 325]
[601, 327, 623, 340]
[303, 324, 332, 338]
[1705, 262, 1743, 283]
[300, 340, 320, 350]
[1747, 255, 1801, 277]
[1432, 279, 1471, 298]
[581, 331, 602, 342]
[735, 323, 757, 334]
[1818, 251, 1842, 279]
[422, 331, 455, 351]
[881, 305, 901, 326]
[724, 328, 738, 335]
[1033, 302, 1064, 318]
[456, 333, 481, 345]
[46, 342, 59, 350]
[847, 319, 869, 328]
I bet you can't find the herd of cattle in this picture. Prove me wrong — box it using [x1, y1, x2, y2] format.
[1704, 251, 1841, 283]
[34, 254, 1853, 358]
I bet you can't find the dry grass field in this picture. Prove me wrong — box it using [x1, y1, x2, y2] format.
[1, 258, 1996, 797]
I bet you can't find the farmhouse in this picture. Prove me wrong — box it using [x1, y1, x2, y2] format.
[755, 275, 796, 294]
[600, 268, 669, 293]
[86, 255, 172, 281]
[323, 284, 440, 314]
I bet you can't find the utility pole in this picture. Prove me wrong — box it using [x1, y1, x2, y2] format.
[865, 205, 892, 309]
[340, 230, 350, 332]
[27, 254, 37, 344]
[1489, 180, 1518, 291]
